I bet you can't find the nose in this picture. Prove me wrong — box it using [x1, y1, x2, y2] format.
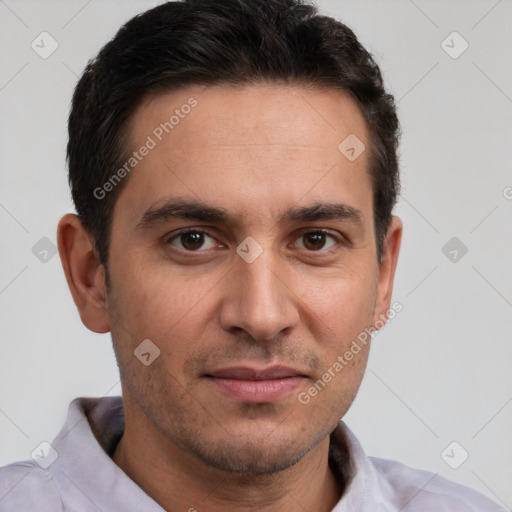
[219, 250, 300, 342]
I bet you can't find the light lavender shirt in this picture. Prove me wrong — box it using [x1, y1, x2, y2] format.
[0, 397, 506, 511]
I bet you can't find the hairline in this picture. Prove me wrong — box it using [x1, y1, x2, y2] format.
[97, 80, 385, 277]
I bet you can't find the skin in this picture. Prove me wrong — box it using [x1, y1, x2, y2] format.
[58, 83, 402, 512]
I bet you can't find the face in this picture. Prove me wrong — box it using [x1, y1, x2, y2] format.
[102, 84, 396, 474]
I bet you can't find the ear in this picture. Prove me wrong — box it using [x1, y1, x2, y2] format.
[373, 216, 402, 328]
[57, 213, 110, 333]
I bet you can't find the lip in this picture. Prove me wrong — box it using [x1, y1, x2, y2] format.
[205, 365, 308, 403]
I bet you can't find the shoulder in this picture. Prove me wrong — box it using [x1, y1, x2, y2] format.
[0, 461, 63, 511]
[370, 457, 506, 511]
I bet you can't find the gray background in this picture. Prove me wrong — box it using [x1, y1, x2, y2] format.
[1, 0, 511, 507]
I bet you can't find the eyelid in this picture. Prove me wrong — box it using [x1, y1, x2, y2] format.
[166, 227, 221, 251]
[292, 228, 346, 249]
[164, 226, 348, 253]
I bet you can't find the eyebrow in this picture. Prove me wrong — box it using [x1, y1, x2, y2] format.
[136, 198, 364, 230]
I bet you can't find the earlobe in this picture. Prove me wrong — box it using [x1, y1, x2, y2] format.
[373, 216, 402, 329]
[57, 214, 111, 333]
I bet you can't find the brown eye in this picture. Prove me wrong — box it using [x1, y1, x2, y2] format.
[169, 230, 216, 251]
[296, 231, 337, 251]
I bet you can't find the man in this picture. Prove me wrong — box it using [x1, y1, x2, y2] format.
[0, 0, 505, 510]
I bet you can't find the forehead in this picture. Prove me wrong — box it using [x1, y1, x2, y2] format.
[115, 83, 373, 227]
[132, 83, 368, 149]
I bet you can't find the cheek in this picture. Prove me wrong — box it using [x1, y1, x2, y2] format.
[297, 265, 377, 336]
[110, 249, 179, 314]
[107, 255, 224, 353]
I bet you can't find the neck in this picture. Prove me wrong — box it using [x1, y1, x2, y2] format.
[112, 409, 343, 512]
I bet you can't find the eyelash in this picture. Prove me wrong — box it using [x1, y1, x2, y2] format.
[165, 228, 344, 254]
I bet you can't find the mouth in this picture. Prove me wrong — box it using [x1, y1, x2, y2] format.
[204, 365, 308, 403]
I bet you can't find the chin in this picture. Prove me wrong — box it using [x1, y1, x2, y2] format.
[186, 435, 311, 475]
[173, 416, 332, 476]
